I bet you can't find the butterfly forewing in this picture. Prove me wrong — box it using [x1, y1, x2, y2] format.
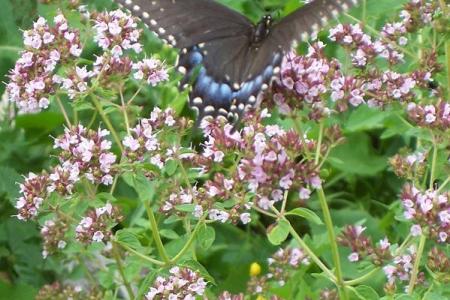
[271, 0, 359, 51]
[115, 0, 253, 48]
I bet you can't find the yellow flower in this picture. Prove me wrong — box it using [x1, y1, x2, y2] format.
[249, 262, 262, 276]
[256, 296, 265, 300]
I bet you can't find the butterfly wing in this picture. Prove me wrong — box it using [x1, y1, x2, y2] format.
[115, 0, 253, 48]
[269, 0, 359, 52]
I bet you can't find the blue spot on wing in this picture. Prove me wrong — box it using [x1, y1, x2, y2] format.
[177, 46, 281, 124]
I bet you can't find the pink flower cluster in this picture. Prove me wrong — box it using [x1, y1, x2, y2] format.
[6, 14, 82, 113]
[158, 112, 323, 225]
[383, 245, 425, 291]
[53, 66, 94, 100]
[133, 58, 169, 86]
[338, 225, 391, 265]
[75, 203, 122, 244]
[15, 173, 49, 220]
[401, 184, 450, 243]
[93, 9, 142, 56]
[145, 267, 207, 300]
[328, 23, 402, 66]
[237, 123, 320, 210]
[54, 125, 117, 186]
[407, 100, 450, 130]
[123, 107, 186, 168]
[93, 54, 133, 80]
[15, 125, 117, 220]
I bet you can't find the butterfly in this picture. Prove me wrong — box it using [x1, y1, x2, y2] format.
[115, 0, 359, 124]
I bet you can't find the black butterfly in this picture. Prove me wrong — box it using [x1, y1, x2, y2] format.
[116, 0, 359, 124]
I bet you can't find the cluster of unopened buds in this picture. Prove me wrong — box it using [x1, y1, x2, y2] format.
[145, 267, 207, 300]
[338, 225, 392, 265]
[427, 247, 450, 275]
[35, 282, 103, 300]
[6, 14, 81, 114]
[75, 203, 122, 244]
[267, 247, 310, 286]
[401, 184, 450, 243]
[247, 246, 308, 297]
[389, 150, 427, 179]
[40, 218, 68, 258]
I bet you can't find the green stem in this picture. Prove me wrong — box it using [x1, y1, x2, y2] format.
[292, 112, 312, 160]
[446, 40, 450, 101]
[317, 188, 347, 298]
[0, 46, 22, 52]
[171, 215, 207, 263]
[437, 176, 450, 194]
[119, 87, 130, 135]
[91, 94, 124, 153]
[284, 217, 337, 282]
[55, 96, 72, 127]
[315, 122, 324, 165]
[253, 205, 278, 218]
[345, 267, 380, 286]
[111, 242, 135, 299]
[396, 233, 412, 256]
[429, 134, 438, 190]
[144, 201, 170, 263]
[408, 233, 427, 295]
[115, 241, 165, 266]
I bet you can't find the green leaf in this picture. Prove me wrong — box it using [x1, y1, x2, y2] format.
[329, 133, 387, 176]
[0, 282, 37, 300]
[136, 270, 158, 300]
[197, 225, 215, 251]
[179, 259, 216, 285]
[115, 229, 143, 251]
[159, 229, 180, 240]
[175, 203, 196, 212]
[267, 219, 290, 245]
[0, 166, 22, 204]
[15, 111, 64, 131]
[286, 208, 323, 225]
[352, 285, 379, 300]
[345, 106, 391, 132]
[164, 159, 178, 176]
[134, 173, 156, 202]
